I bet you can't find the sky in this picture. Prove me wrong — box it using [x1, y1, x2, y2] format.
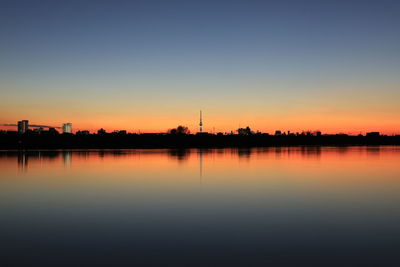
[1, 0, 400, 134]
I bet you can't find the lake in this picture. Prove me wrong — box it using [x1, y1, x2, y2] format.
[1, 147, 400, 266]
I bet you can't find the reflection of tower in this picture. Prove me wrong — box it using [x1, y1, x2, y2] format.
[199, 110, 203, 133]
[199, 149, 203, 183]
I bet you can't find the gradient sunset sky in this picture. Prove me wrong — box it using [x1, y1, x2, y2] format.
[1, 0, 399, 134]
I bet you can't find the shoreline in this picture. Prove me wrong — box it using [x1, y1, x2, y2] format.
[1, 133, 400, 150]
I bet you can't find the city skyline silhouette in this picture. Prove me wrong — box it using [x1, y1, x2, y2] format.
[1, 1, 400, 135]
[1, 1, 400, 266]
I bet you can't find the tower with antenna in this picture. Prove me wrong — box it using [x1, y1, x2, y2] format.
[199, 110, 203, 133]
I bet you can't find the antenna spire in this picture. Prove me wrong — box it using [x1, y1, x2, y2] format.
[199, 110, 203, 133]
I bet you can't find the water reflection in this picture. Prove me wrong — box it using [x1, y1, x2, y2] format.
[199, 149, 203, 182]
[17, 151, 28, 173]
[0, 147, 400, 266]
[0, 146, 394, 175]
[168, 149, 191, 162]
[12, 151, 73, 173]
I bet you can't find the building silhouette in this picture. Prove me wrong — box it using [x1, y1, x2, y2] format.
[18, 120, 29, 133]
[366, 132, 380, 137]
[76, 130, 90, 135]
[48, 128, 59, 134]
[62, 123, 72, 134]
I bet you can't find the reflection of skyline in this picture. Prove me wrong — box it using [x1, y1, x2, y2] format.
[1, 146, 397, 174]
[62, 151, 72, 168]
[167, 149, 191, 162]
[14, 151, 72, 173]
[17, 152, 28, 173]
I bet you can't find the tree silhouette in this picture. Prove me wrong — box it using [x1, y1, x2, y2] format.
[168, 125, 190, 135]
[237, 126, 253, 135]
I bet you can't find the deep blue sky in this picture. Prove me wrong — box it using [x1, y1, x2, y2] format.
[1, 0, 400, 133]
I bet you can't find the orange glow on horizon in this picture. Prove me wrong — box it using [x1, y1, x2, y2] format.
[1, 115, 399, 135]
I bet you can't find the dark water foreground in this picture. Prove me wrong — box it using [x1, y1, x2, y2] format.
[1, 147, 400, 266]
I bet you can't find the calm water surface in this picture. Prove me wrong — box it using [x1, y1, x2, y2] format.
[1, 147, 400, 266]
